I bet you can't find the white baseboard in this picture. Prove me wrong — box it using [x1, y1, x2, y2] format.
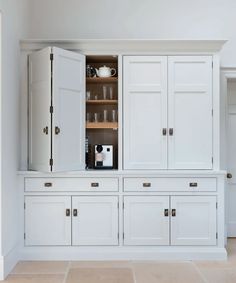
[19, 246, 227, 261]
[227, 221, 236, 237]
[0, 245, 19, 281]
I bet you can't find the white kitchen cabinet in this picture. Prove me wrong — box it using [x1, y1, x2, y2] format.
[72, 196, 119, 245]
[123, 55, 213, 170]
[168, 56, 213, 169]
[25, 196, 71, 246]
[29, 47, 85, 172]
[123, 56, 168, 169]
[171, 196, 217, 245]
[124, 196, 169, 245]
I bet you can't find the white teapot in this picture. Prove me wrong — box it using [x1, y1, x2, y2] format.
[96, 66, 116, 77]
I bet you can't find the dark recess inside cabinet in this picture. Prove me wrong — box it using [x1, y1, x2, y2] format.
[85, 55, 118, 170]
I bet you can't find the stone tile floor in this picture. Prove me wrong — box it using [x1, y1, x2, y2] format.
[3, 238, 236, 282]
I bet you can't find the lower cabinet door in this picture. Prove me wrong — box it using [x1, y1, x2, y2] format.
[124, 196, 169, 245]
[171, 196, 217, 246]
[25, 196, 71, 246]
[72, 196, 119, 245]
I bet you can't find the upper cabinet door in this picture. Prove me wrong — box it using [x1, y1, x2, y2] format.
[168, 56, 213, 169]
[28, 47, 52, 172]
[51, 47, 85, 172]
[123, 56, 168, 170]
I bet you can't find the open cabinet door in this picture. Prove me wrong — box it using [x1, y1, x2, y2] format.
[28, 47, 52, 172]
[51, 47, 85, 172]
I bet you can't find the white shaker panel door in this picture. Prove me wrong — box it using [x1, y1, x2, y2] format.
[123, 56, 168, 169]
[52, 47, 85, 172]
[25, 196, 71, 246]
[72, 196, 118, 246]
[124, 196, 169, 245]
[171, 196, 217, 246]
[28, 47, 52, 172]
[168, 56, 213, 169]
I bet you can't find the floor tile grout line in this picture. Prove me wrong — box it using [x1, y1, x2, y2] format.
[62, 261, 71, 283]
[191, 261, 209, 283]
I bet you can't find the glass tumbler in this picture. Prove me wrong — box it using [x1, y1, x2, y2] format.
[94, 113, 99, 123]
[112, 110, 117, 122]
[103, 86, 107, 100]
[103, 110, 108, 122]
[109, 86, 113, 100]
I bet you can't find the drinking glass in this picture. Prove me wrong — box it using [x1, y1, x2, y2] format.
[112, 110, 117, 122]
[109, 86, 113, 100]
[86, 91, 91, 101]
[103, 110, 108, 122]
[86, 113, 91, 122]
[103, 86, 107, 100]
[94, 113, 99, 123]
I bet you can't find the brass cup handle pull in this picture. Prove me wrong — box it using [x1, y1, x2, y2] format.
[164, 209, 169, 217]
[44, 182, 52, 187]
[172, 209, 176, 217]
[189, 182, 198, 187]
[91, 182, 99, 187]
[55, 126, 61, 135]
[73, 209, 78, 217]
[162, 128, 167, 136]
[66, 209, 71, 217]
[43, 126, 48, 135]
[169, 128, 174, 136]
[143, 183, 151, 188]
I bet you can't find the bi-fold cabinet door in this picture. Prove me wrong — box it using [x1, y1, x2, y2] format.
[123, 196, 217, 246]
[28, 47, 85, 172]
[123, 56, 213, 170]
[25, 196, 119, 246]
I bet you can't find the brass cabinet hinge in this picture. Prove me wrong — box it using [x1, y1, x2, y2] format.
[50, 53, 54, 61]
[24, 233, 26, 240]
[216, 232, 218, 239]
[117, 202, 119, 209]
[216, 202, 218, 209]
[50, 106, 53, 113]
[24, 203, 26, 209]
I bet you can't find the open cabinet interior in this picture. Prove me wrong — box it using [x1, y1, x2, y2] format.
[85, 55, 119, 170]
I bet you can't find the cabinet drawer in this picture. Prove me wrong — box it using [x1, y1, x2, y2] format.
[25, 178, 119, 192]
[123, 177, 216, 192]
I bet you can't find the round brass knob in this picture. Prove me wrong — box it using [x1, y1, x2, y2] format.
[227, 173, 232, 179]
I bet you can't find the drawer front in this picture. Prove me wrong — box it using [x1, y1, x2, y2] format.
[124, 177, 217, 192]
[25, 178, 119, 192]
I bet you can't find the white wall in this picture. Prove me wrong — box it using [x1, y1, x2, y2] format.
[0, 0, 30, 278]
[28, 0, 236, 66]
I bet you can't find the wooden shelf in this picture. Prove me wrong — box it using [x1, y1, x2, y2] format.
[86, 100, 118, 105]
[86, 122, 118, 129]
[86, 77, 118, 84]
